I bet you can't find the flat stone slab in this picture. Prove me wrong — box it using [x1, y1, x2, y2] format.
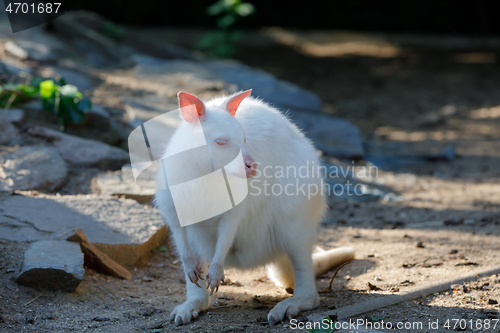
[5, 108, 25, 124]
[0, 60, 32, 76]
[290, 112, 364, 158]
[122, 95, 179, 128]
[16, 240, 85, 292]
[0, 193, 167, 266]
[201, 60, 322, 113]
[29, 126, 129, 169]
[134, 60, 232, 95]
[39, 66, 93, 92]
[0, 146, 68, 191]
[134, 59, 321, 113]
[0, 117, 20, 145]
[132, 60, 364, 158]
[96, 164, 156, 203]
[4, 33, 68, 62]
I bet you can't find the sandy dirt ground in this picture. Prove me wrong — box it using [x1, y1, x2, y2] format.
[1, 29, 500, 332]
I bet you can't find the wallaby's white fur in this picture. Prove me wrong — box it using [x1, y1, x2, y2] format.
[155, 92, 354, 326]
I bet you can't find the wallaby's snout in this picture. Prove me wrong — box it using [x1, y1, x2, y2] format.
[244, 155, 257, 178]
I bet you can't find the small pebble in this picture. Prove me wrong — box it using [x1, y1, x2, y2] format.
[416, 241, 425, 248]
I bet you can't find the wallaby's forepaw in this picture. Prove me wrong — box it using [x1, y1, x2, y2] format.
[267, 295, 319, 326]
[170, 302, 199, 326]
[184, 257, 204, 288]
[205, 263, 225, 296]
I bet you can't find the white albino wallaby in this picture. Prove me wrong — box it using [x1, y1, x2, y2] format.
[155, 90, 354, 326]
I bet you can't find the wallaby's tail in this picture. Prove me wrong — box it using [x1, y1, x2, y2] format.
[312, 247, 355, 277]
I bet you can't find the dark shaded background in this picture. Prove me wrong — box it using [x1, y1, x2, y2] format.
[76, 0, 498, 35]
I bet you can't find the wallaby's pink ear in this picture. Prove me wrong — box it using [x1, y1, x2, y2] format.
[226, 89, 252, 116]
[178, 92, 206, 123]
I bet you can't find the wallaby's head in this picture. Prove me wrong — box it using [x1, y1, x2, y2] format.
[177, 90, 257, 178]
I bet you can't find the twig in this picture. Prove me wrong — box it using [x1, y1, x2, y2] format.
[318, 261, 350, 294]
[25, 291, 45, 306]
[97, 285, 116, 300]
[2, 92, 17, 117]
[309, 264, 500, 323]
[165, 262, 180, 269]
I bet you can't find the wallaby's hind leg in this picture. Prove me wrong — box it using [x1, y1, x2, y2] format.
[267, 247, 320, 326]
[170, 261, 212, 326]
[266, 254, 295, 292]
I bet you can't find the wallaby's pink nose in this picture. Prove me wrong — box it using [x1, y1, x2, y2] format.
[245, 157, 257, 178]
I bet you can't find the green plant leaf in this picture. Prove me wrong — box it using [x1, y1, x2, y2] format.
[217, 14, 237, 29]
[234, 2, 255, 16]
[156, 245, 168, 253]
[18, 84, 38, 97]
[77, 98, 92, 112]
[40, 80, 57, 99]
[42, 97, 55, 112]
[29, 76, 44, 87]
[58, 95, 85, 125]
[100, 21, 124, 41]
[206, 1, 226, 16]
[60, 84, 79, 97]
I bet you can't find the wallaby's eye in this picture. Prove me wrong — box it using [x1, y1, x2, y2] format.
[215, 139, 228, 146]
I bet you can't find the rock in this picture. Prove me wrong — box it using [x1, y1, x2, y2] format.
[16, 240, 85, 292]
[202, 60, 322, 112]
[422, 259, 444, 267]
[0, 60, 32, 76]
[132, 60, 364, 158]
[80, 240, 132, 280]
[291, 112, 364, 158]
[39, 66, 93, 92]
[29, 126, 129, 169]
[0, 146, 68, 191]
[84, 104, 112, 130]
[4, 108, 25, 124]
[0, 117, 19, 145]
[134, 60, 322, 113]
[62, 227, 132, 280]
[96, 164, 156, 204]
[122, 95, 180, 129]
[0, 194, 167, 266]
[134, 61, 231, 94]
[21, 99, 42, 110]
[53, 227, 88, 243]
[4, 40, 58, 62]
[131, 54, 166, 66]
